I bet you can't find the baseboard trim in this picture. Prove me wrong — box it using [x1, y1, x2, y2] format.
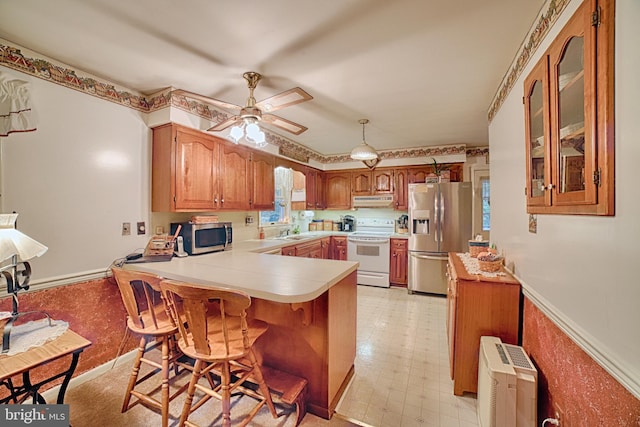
[41, 348, 137, 402]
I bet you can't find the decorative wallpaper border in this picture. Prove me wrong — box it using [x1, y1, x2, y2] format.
[1, 41, 487, 164]
[487, 0, 571, 122]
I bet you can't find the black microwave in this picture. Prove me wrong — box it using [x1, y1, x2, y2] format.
[170, 222, 232, 255]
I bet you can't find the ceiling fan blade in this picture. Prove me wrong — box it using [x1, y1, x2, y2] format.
[255, 87, 313, 113]
[261, 114, 308, 135]
[173, 89, 242, 112]
[207, 116, 240, 132]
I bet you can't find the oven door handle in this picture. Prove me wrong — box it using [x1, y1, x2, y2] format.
[347, 237, 389, 244]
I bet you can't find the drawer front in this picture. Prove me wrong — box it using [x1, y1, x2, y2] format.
[391, 238, 408, 249]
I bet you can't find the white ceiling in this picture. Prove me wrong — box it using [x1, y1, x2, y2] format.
[0, 0, 544, 156]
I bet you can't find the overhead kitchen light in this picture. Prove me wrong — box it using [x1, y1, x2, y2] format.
[350, 119, 379, 161]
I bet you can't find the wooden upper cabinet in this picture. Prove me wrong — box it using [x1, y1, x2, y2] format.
[408, 164, 463, 183]
[325, 172, 352, 209]
[372, 170, 394, 194]
[394, 169, 408, 210]
[305, 168, 325, 210]
[350, 169, 393, 196]
[315, 171, 326, 210]
[524, 57, 551, 208]
[218, 143, 252, 210]
[524, 0, 614, 215]
[152, 123, 219, 212]
[151, 123, 275, 213]
[351, 171, 372, 196]
[291, 169, 307, 211]
[251, 151, 275, 210]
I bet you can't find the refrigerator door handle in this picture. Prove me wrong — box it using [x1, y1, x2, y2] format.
[433, 194, 440, 243]
[410, 253, 448, 261]
[439, 192, 445, 243]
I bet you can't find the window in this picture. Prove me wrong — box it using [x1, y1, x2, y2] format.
[259, 167, 292, 225]
[481, 178, 490, 231]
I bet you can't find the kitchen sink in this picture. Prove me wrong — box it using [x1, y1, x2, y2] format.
[281, 235, 307, 240]
[273, 235, 308, 241]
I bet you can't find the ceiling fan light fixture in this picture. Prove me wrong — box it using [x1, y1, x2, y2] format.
[230, 124, 245, 143]
[350, 119, 378, 161]
[230, 119, 267, 147]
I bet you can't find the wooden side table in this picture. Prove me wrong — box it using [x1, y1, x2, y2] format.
[0, 329, 91, 404]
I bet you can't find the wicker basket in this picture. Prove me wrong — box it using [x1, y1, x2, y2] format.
[478, 258, 503, 272]
[469, 240, 490, 257]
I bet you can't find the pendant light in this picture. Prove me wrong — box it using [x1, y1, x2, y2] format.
[350, 119, 378, 161]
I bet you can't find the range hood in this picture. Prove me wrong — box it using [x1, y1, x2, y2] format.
[352, 195, 394, 208]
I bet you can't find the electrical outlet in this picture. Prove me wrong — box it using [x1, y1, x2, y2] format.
[122, 222, 131, 236]
[137, 221, 146, 235]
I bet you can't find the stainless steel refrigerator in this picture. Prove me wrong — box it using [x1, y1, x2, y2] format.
[408, 182, 472, 295]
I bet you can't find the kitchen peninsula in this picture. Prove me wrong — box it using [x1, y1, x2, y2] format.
[125, 237, 359, 419]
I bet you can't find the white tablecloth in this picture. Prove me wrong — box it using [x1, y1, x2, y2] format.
[2, 316, 69, 356]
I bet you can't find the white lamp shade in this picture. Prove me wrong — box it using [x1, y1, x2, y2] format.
[0, 214, 48, 262]
[350, 142, 379, 161]
[229, 124, 244, 143]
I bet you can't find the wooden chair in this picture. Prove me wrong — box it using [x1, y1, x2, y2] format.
[160, 279, 279, 427]
[111, 267, 188, 427]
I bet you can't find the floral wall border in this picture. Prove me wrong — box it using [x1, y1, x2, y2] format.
[487, 0, 571, 122]
[1, 41, 488, 164]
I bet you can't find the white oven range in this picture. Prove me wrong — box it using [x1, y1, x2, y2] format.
[346, 218, 395, 288]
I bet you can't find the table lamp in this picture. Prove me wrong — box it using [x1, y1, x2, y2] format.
[0, 213, 50, 353]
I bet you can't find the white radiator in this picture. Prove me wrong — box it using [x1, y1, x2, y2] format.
[477, 336, 538, 427]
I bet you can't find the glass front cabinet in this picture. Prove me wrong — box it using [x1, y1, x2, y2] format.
[523, 0, 614, 215]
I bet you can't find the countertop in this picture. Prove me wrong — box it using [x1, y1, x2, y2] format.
[126, 231, 359, 303]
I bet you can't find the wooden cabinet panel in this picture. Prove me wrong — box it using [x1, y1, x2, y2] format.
[251, 151, 275, 210]
[295, 240, 322, 259]
[389, 238, 408, 286]
[447, 253, 521, 395]
[281, 245, 296, 257]
[291, 169, 306, 211]
[325, 172, 351, 209]
[152, 123, 275, 213]
[152, 123, 220, 212]
[523, 0, 614, 215]
[330, 236, 347, 261]
[315, 172, 326, 210]
[372, 170, 394, 194]
[305, 168, 326, 210]
[351, 171, 372, 196]
[218, 143, 251, 210]
[408, 164, 463, 183]
[394, 169, 408, 210]
[320, 237, 331, 259]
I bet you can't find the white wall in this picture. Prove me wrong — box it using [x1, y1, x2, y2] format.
[489, 0, 640, 397]
[0, 67, 151, 281]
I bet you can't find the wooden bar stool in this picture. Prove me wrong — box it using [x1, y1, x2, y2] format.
[111, 267, 188, 427]
[160, 279, 279, 427]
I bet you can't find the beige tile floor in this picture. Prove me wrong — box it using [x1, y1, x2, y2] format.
[335, 285, 479, 427]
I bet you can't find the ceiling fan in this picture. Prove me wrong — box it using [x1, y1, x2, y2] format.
[173, 71, 313, 137]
